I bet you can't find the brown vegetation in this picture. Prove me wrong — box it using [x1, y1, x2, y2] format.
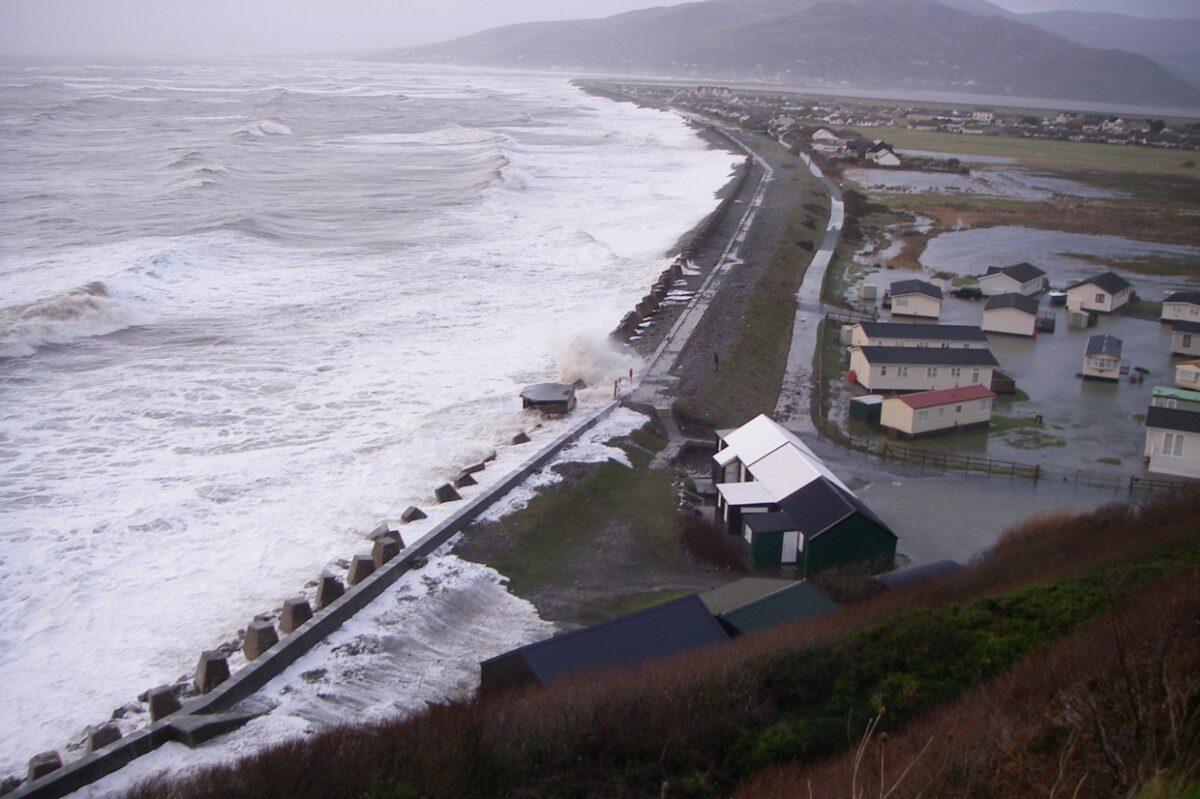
[676, 513, 749, 573]
[117, 488, 1200, 799]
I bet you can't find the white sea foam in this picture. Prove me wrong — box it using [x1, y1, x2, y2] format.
[0, 282, 143, 358]
[236, 118, 292, 137]
[0, 60, 738, 779]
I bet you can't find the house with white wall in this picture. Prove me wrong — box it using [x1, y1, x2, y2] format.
[1143, 407, 1200, 479]
[1172, 321, 1200, 357]
[1162, 291, 1200, 323]
[880, 384, 995, 438]
[1083, 334, 1122, 381]
[1066, 272, 1132, 313]
[847, 322, 988, 349]
[1176, 360, 1200, 390]
[982, 293, 1039, 337]
[889, 279, 943, 319]
[978, 262, 1047, 297]
[848, 346, 999, 392]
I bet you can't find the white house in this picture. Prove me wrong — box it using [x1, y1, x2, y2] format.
[889, 279, 943, 319]
[972, 109, 995, 124]
[1161, 291, 1200, 323]
[978, 262, 1047, 297]
[1172, 321, 1200, 357]
[847, 322, 988, 349]
[1066, 272, 1133, 313]
[880, 384, 995, 438]
[1176, 360, 1200, 390]
[981, 293, 1039, 337]
[1083, 334, 1122, 381]
[812, 128, 840, 142]
[867, 145, 902, 167]
[849, 346, 999, 392]
[1143, 406, 1200, 479]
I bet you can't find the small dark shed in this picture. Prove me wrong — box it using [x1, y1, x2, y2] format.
[520, 382, 577, 414]
[479, 594, 729, 696]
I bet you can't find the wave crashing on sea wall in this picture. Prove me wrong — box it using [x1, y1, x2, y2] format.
[0, 281, 141, 358]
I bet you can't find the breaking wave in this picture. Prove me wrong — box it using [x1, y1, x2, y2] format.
[236, 119, 293, 138]
[0, 281, 142, 359]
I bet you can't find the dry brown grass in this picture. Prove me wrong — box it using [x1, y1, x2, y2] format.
[118, 488, 1200, 799]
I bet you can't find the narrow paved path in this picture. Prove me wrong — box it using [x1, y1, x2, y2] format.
[774, 151, 844, 431]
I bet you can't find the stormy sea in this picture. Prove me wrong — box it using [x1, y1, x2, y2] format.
[0, 57, 737, 779]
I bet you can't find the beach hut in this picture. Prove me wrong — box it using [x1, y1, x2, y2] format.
[701, 579, 838, 637]
[1162, 291, 1200, 323]
[849, 394, 884, 424]
[1171, 320, 1200, 357]
[847, 321, 988, 349]
[1143, 407, 1200, 479]
[1175, 360, 1200, 390]
[848, 346, 999, 392]
[981, 293, 1039, 337]
[1066, 272, 1132, 313]
[712, 415, 896, 575]
[520, 383, 577, 414]
[478, 594, 728, 696]
[879, 384, 995, 438]
[888, 279, 943, 319]
[978, 262, 1047, 297]
[1082, 334, 1122, 381]
[1152, 386, 1200, 414]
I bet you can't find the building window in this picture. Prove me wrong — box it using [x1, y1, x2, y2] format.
[898, 366, 909, 377]
[927, 367, 938, 378]
[938, 407, 946, 417]
[917, 410, 929, 421]
[981, 398, 991, 410]
[951, 367, 961, 378]
[896, 297, 908, 306]
[880, 366, 887, 375]
[971, 368, 980, 384]
[1185, 335, 1194, 348]
[1095, 292, 1105, 304]
[955, 404, 963, 413]
[1164, 432, 1184, 457]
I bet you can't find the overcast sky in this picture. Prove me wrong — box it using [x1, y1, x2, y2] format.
[1, 0, 1195, 57]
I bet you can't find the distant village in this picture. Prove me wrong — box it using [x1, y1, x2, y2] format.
[622, 84, 1200, 152]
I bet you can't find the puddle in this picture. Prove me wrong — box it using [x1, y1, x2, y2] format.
[846, 167, 1122, 200]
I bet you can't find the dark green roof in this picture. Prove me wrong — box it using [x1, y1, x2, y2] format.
[700, 577, 797, 615]
[717, 581, 839, 636]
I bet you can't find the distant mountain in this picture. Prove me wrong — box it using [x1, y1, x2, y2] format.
[378, 0, 1200, 109]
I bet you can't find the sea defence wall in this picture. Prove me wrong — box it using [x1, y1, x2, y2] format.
[11, 401, 620, 799]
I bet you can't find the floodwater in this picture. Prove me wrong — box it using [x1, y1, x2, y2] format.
[845, 167, 1123, 200]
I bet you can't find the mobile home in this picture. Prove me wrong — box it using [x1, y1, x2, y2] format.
[849, 346, 999, 392]
[1143, 407, 1200, 479]
[1162, 291, 1200, 323]
[1082, 334, 1122, 381]
[978, 262, 1047, 297]
[981, 293, 1039, 337]
[879, 384, 996, 438]
[847, 321, 988, 349]
[1172, 321, 1200, 357]
[1066, 272, 1132, 314]
[888, 279, 943, 319]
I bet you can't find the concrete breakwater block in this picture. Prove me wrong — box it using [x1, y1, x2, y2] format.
[243, 621, 279, 662]
[400, 506, 427, 523]
[454, 471, 477, 488]
[511, 432, 531, 445]
[316, 572, 344, 609]
[86, 723, 122, 753]
[28, 751, 62, 781]
[194, 650, 230, 694]
[167, 710, 260, 748]
[372, 537, 400, 568]
[483, 450, 497, 463]
[669, 262, 683, 279]
[462, 461, 486, 475]
[280, 597, 313, 634]
[347, 554, 375, 586]
[147, 685, 182, 722]
[434, 483, 461, 503]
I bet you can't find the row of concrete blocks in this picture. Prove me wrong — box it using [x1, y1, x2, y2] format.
[614, 259, 687, 339]
[21, 443, 526, 784]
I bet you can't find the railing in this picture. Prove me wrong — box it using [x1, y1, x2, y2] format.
[825, 309, 877, 325]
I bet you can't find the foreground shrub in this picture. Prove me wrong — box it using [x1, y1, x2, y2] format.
[676, 513, 748, 572]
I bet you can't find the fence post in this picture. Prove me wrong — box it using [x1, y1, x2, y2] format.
[1034, 464, 1040, 481]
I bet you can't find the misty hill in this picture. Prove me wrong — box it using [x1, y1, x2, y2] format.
[380, 0, 1200, 109]
[1020, 10, 1200, 90]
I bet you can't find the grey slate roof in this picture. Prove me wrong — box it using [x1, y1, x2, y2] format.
[481, 594, 728, 689]
[856, 345, 999, 366]
[743, 512, 800, 535]
[986, 261, 1045, 283]
[699, 577, 796, 615]
[1146, 406, 1200, 434]
[717, 581, 839, 636]
[985, 292, 1039, 315]
[1165, 291, 1200, 306]
[890, 279, 943, 300]
[1174, 320, 1200, 335]
[857, 322, 987, 342]
[1086, 334, 1123, 357]
[875, 559, 964, 590]
[776, 478, 897, 542]
[1068, 271, 1131, 295]
[520, 383, 575, 403]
